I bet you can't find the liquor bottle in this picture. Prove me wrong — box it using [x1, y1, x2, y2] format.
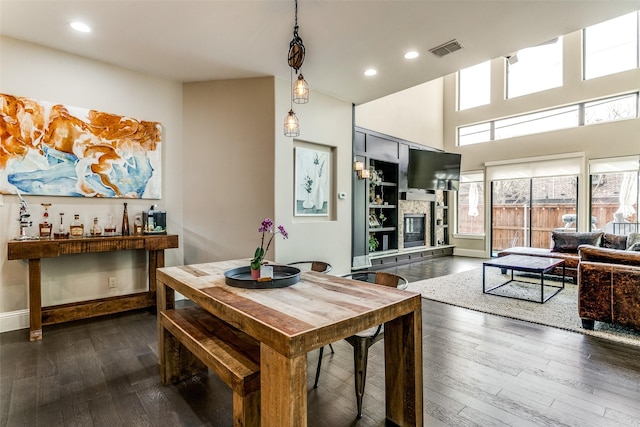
[90, 217, 102, 236]
[39, 203, 52, 238]
[121, 202, 130, 236]
[54, 212, 69, 239]
[69, 214, 84, 238]
[104, 214, 116, 236]
[134, 215, 143, 235]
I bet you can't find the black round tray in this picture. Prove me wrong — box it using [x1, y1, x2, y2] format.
[224, 265, 301, 289]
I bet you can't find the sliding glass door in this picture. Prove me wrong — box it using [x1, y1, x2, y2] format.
[491, 176, 578, 254]
[491, 179, 530, 251]
[590, 156, 639, 236]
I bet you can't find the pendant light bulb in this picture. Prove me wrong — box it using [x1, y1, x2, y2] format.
[284, 109, 300, 137]
[293, 74, 309, 104]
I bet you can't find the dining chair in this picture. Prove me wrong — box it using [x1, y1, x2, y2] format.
[313, 270, 408, 419]
[287, 260, 333, 273]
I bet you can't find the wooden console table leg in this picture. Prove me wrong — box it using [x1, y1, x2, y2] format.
[148, 249, 165, 293]
[28, 258, 43, 341]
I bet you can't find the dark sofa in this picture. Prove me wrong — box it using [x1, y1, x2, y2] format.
[497, 231, 625, 281]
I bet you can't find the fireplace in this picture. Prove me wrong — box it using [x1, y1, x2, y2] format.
[404, 214, 426, 248]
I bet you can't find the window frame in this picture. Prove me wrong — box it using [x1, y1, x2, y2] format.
[457, 61, 491, 111]
[506, 37, 564, 99]
[455, 171, 486, 238]
[583, 11, 640, 81]
[457, 92, 639, 146]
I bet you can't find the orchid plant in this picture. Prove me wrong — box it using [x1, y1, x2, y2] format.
[250, 218, 289, 270]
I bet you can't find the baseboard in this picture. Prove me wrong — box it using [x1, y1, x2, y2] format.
[453, 248, 488, 258]
[0, 294, 186, 335]
[0, 309, 29, 333]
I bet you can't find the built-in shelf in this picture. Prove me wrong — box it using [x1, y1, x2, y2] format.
[370, 227, 397, 232]
[433, 190, 449, 246]
[368, 160, 399, 254]
[369, 204, 396, 209]
[369, 245, 454, 268]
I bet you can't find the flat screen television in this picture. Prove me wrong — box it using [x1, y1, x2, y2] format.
[408, 149, 461, 191]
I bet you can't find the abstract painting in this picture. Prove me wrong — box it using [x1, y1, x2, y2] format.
[294, 146, 329, 216]
[0, 93, 162, 198]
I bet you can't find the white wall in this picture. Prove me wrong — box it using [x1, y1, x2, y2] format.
[444, 29, 640, 255]
[0, 37, 184, 331]
[353, 27, 639, 258]
[182, 78, 276, 265]
[1, 36, 354, 334]
[355, 79, 444, 150]
[181, 77, 353, 275]
[274, 79, 353, 275]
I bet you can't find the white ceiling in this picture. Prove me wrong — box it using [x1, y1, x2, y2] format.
[1, 1, 639, 105]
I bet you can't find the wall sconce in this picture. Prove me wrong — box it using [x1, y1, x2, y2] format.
[354, 159, 370, 179]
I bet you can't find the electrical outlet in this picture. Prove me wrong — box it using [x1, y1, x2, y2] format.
[108, 277, 117, 288]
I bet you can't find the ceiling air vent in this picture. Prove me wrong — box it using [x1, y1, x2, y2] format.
[429, 39, 463, 57]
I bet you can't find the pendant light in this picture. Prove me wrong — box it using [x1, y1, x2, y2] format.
[284, 0, 308, 137]
[293, 74, 309, 104]
[284, 68, 301, 137]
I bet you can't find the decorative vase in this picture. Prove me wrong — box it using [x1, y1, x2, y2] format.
[313, 181, 324, 211]
[250, 267, 260, 280]
[302, 192, 314, 209]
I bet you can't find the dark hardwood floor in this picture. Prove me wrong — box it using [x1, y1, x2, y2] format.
[2, 256, 640, 426]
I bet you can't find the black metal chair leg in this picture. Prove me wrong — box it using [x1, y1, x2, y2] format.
[313, 343, 336, 388]
[352, 338, 371, 419]
[314, 346, 324, 388]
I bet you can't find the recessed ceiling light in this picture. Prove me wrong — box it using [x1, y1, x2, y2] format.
[404, 51, 419, 60]
[364, 69, 377, 77]
[70, 22, 91, 33]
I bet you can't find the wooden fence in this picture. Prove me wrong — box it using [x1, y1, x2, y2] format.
[485, 203, 628, 252]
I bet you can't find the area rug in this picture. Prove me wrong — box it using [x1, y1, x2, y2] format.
[407, 267, 640, 348]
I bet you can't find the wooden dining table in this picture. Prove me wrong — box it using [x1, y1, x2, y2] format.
[156, 259, 423, 426]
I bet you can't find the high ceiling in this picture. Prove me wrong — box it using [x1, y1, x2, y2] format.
[1, 1, 639, 104]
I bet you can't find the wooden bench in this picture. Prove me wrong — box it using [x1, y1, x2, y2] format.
[159, 306, 261, 427]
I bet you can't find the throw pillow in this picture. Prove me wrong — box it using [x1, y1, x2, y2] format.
[627, 232, 640, 250]
[629, 242, 640, 252]
[551, 231, 603, 253]
[601, 233, 628, 250]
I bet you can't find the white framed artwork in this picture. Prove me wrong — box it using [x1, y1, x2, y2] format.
[294, 146, 329, 216]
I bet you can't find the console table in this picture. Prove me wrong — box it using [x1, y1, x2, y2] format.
[8, 234, 179, 341]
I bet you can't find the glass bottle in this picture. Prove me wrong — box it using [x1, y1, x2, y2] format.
[90, 217, 102, 236]
[104, 214, 116, 236]
[134, 215, 143, 235]
[39, 203, 52, 238]
[69, 214, 84, 238]
[54, 212, 68, 239]
[121, 202, 130, 236]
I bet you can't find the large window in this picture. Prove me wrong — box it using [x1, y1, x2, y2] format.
[584, 11, 639, 80]
[458, 92, 639, 146]
[458, 61, 490, 110]
[589, 156, 639, 236]
[456, 172, 484, 235]
[507, 37, 563, 98]
[585, 93, 639, 124]
[494, 105, 577, 140]
[487, 155, 582, 255]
